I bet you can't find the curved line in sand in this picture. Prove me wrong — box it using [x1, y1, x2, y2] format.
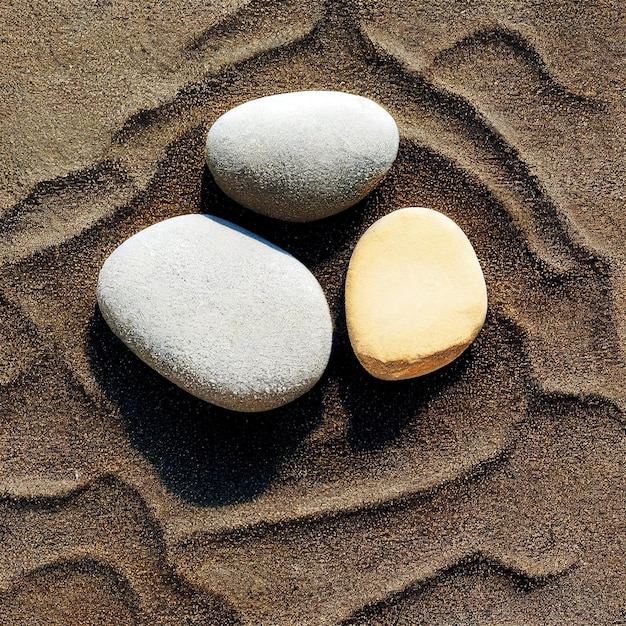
[337, 550, 578, 625]
[0, 9, 612, 282]
[0, 556, 142, 617]
[357, 23, 613, 271]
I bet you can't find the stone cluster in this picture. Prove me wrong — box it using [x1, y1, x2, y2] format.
[97, 91, 487, 412]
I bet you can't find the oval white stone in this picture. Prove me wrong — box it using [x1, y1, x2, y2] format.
[345, 207, 488, 380]
[205, 91, 400, 221]
[97, 214, 333, 412]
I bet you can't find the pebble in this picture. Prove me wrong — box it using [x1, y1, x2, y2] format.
[345, 207, 488, 380]
[205, 91, 399, 221]
[97, 214, 333, 412]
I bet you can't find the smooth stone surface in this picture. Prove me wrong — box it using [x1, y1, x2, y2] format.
[205, 90, 399, 222]
[345, 207, 488, 380]
[97, 214, 333, 412]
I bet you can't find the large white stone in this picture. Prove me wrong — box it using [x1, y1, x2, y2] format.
[205, 91, 399, 221]
[97, 214, 333, 412]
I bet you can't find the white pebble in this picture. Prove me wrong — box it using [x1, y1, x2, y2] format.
[206, 91, 399, 221]
[97, 214, 333, 411]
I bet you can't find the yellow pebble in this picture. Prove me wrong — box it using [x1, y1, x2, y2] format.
[345, 207, 488, 380]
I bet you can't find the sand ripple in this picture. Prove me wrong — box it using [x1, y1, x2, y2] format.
[1, 0, 625, 623]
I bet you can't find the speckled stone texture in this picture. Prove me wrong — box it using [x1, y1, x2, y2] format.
[97, 214, 333, 411]
[205, 90, 399, 221]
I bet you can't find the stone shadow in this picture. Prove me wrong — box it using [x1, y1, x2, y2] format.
[330, 312, 474, 452]
[85, 156, 480, 506]
[87, 307, 326, 506]
[199, 167, 371, 271]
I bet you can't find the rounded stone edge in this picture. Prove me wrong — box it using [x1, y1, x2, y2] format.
[205, 90, 400, 222]
[345, 206, 488, 381]
[96, 214, 334, 413]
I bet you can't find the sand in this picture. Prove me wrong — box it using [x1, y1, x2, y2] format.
[0, 0, 625, 623]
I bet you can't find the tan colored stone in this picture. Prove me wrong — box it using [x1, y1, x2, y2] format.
[345, 207, 488, 380]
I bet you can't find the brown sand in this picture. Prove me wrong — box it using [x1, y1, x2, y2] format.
[1, 1, 625, 624]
